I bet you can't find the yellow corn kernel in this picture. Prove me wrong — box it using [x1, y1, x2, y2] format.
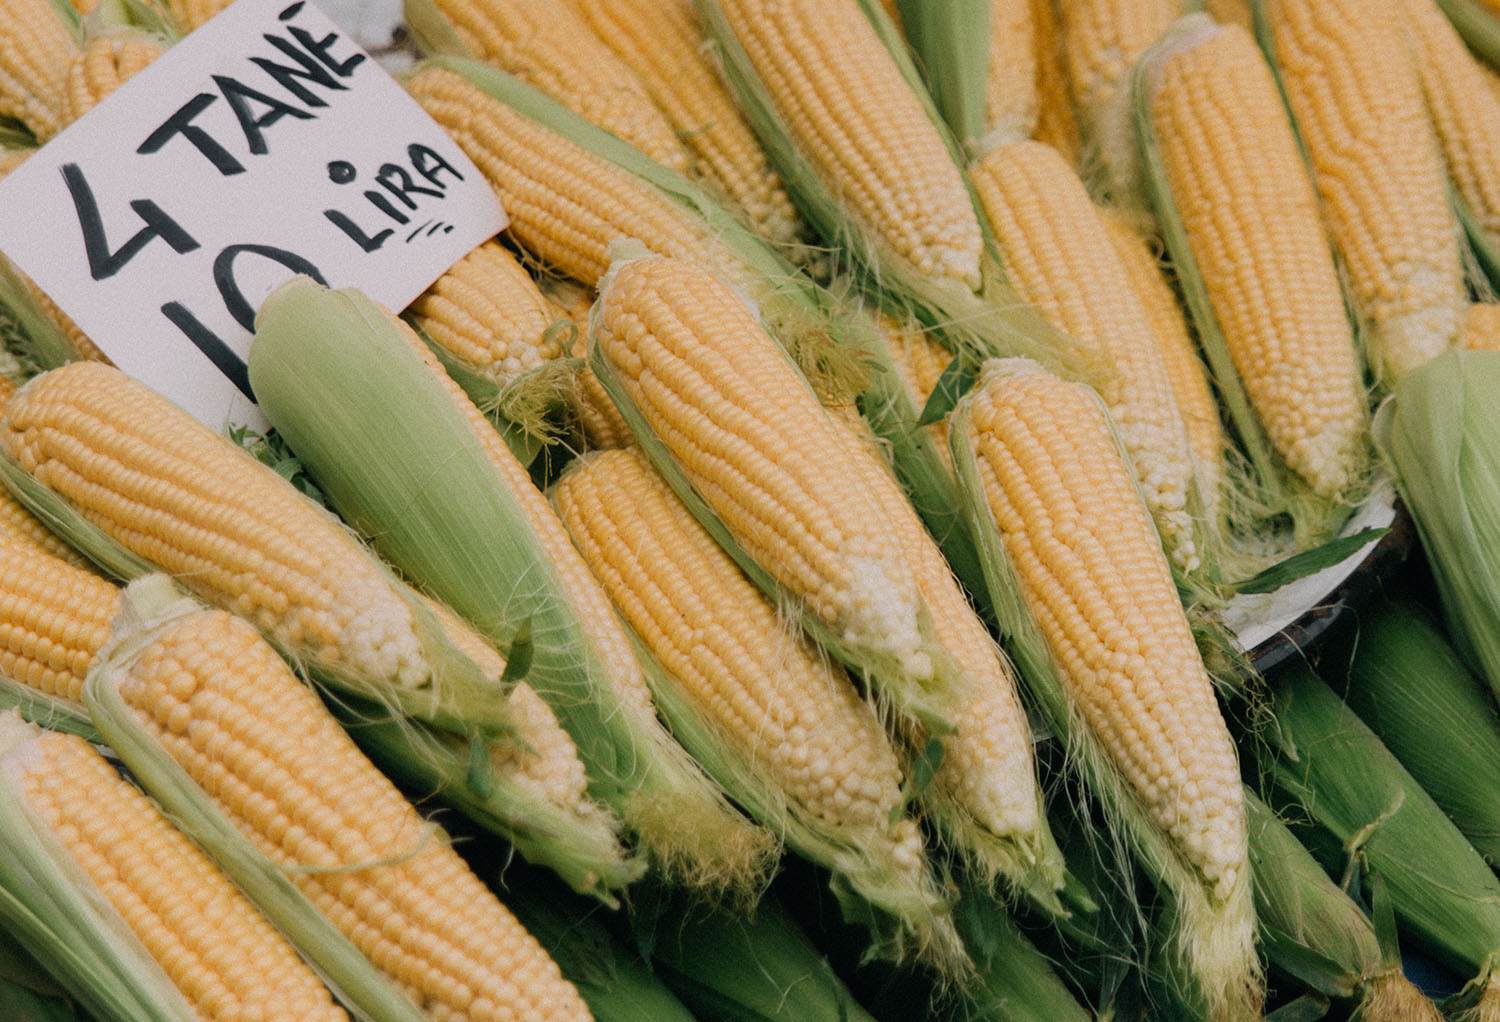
[0, 0, 77, 142]
[1460, 303, 1500, 351]
[1145, 22, 1365, 496]
[1032, 0, 1084, 164]
[406, 65, 732, 289]
[61, 33, 162, 126]
[987, 0, 1040, 137]
[407, 240, 570, 385]
[0, 362, 432, 689]
[109, 606, 592, 1022]
[426, 0, 690, 172]
[552, 446, 923, 869]
[164, 0, 232, 32]
[1399, 0, 1500, 252]
[0, 531, 118, 704]
[969, 139, 1199, 569]
[710, 0, 985, 288]
[593, 254, 935, 688]
[1266, 0, 1465, 382]
[1099, 207, 1225, 524]
[569, 0, 807, 254]
[7, 726, 350, 1022]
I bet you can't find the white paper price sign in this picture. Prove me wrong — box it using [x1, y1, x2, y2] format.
[0, 0, 506, 430]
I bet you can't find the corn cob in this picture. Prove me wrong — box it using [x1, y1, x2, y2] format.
[406, 240, 571, 387]
[163, 0, 232, 33]
[61, 32, 161, 126]
[952, 358, 1258, 1021]
[1264, 0, 1465, 383]
[0, 0, 77, 142]
[1031, 0, 1083, 164]
[1137, 19, 1366, 500]
[552, 446, 963, 965]
[0, 361, 513, 736]
[543, 277, 633, 452]
[88, 589, 593, 1022]
[0, 530, 116, 707]
[589, 253, 963, 730]
[986, 0, 1040, 138]
[0, 377, 90, 564]
[969, 138, 1199, 571]
[410, 0, 690, 172]
[1099, 207, 1225, 527]
[566, 0, 807, 254]
[0, 713, 351, 1022]
[250, 277, 776, 894]
[700, 0, 985, 289]
[1461, 302, 1500, 350]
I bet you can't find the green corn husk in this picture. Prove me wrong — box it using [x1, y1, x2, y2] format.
[1246, 790, 1441, 1020]
[0, 675, 96, 742]
[0, 259, 86, 372]
[81, 581, 430, 1022]
[1129, 15, 1369, 560]
[1372, 349, 1500, 707]
[1338, 596, 1500, 867]
[1433, 0, 1500, 70]
[0, 713, 197, 1022]
[949, 359, 1261, 1022]
[400, 53, 992, 609]
[249, 276, 774, 895]
[895, 0, 991, 149]
[1254, 660, 1500, 1018]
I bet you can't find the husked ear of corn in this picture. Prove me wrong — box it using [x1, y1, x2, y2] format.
[1262, 0, 1465, 383]
[250, 275, 775, 894]
[0, 361, 516, 739]
[0, 712, 352, 1022]
[951, 358, 1259, 1021]
[86, 579, 592, 1022]
[162, 0, 232, 33]
[1461, 302, 1500, 350]
[0, 0, 78, 142]
[1134, 17, 1368, 507]
[566, 0, 809, 256]
[968, 138, 1201, 573]
[588, 252, 965, 733]
[61, 31, 161, 125]
[406, 0, 690, 171]
[552, 446, 964, 970]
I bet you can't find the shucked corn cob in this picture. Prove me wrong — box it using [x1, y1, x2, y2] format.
[589, 253, 962, 730]
[412, 0, 691, 171]
[0, 0, 77, 142]
[250, 277, 775, 893]
[0, 530, 117, 707]
[953, 359, 1258, 1021]
[89, 592, 592, 1022]
[61, 32, 162, 126]
[986, 0, 1040, 138]
[566, 0, 808, 255]
[968, 138, 1200, 571]
[0, 713, 351, 1022]
[1264, 0, 1465, 382]
[1137, 19, 1366, 499]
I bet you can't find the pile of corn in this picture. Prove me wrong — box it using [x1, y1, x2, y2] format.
[9, 0, 1500, 1018]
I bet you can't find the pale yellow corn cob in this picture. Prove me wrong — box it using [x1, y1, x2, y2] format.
[0, 362, 433, 689]
[552, 446, 923, 867]
[0, 375, 90, 564]
[1145, 22, 1365, 496]
[969, 139, 1199, 570]
[61, 33, 161, 126]
[109, 606, 592, 1021]
[1266, 0, 1465, 382]
[569, 0, 806, 253]
[711, 0, 985, 288]
[1460, 302, 1500, 350]
[875, 312, 954, 471]
[164, 0, 232, 32]
[0, 0, 77, 142]
[406, 65, 735, 289]
[1031, 0, 1084, 164]
[987, 0, 1040, 137]
[593, 254, 935, 686]
[961, 357, 1258, 1018]
[1398, 0, 1500, 250]
[535, 276, 634, 451]
[1099, 207, 1225, 524]
[1058, 0, 1183, 177]
[0, 530, 118, 704]
[2, 722, 350, 1022]
[426, 0, 690, 171]
[407, 240, 570, 385]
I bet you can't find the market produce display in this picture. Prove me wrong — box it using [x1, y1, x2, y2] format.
[5, 0, 1500, 1019]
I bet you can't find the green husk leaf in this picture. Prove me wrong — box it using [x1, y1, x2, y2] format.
[1340, 596, 1500, 866]
[1232, 529, 1388, 594]
[83, 580, 429, 1022]
[895, 0, 991, 147]
[1267, 995, 1331, 1022]
[1255, 660, 1500, 984]
[916, 352, 977, 429]
[950, 360, 1261, 1021]
[1454, 185, 1500, 297]
[1433, 0, 1500, 70]
[249, 276, 762, 891]
[0, 676, 97, 741]
[0, 259, 91, 372]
